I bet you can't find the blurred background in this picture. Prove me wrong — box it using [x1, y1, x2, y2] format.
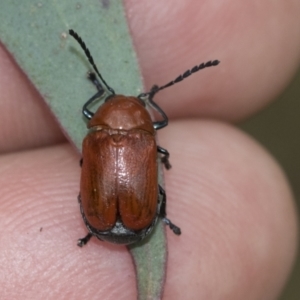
[240, 69, 300, 299]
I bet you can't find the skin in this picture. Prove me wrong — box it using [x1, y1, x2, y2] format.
[0, 0, 299, 299]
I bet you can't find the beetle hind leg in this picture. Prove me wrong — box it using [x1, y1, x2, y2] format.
[77, 233, 93, 247]
[162, 218, 181, 235]
[158, 185, 181, 235]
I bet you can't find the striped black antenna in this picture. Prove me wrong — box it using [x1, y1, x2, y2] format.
[69, 29, 115, 95]
[139, 60, 220, 98]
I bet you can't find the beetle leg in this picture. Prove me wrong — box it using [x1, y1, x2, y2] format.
[87, 71, 104, 93]
[157, 146, 171, 170]
[82, 72, 106, 120]
[77, 233, 93, 247]
[77, 194, 93, 246]
[148, 85, 169, 130]
[158, 185, 181, 235]
[82, 92, 103, 120]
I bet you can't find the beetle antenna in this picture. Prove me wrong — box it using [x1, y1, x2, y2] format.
[139, 60, 220, 98]
[69, 29, 115, 95]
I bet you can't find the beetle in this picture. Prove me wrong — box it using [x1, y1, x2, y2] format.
[69, 29, 219, 245]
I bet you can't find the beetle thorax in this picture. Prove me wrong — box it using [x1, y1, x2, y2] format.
[88, 95, 155, 133]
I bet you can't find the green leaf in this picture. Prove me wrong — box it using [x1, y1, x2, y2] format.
[0, 1, 167, 299]
[128, 166, 168, 300]
[128, 221, 167, 300]
[0, 0, 144, 149]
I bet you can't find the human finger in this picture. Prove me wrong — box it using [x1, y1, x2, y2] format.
[125, 0, 300, 121]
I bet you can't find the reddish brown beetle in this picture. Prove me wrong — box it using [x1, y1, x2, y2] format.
[69, 29, 219, 245]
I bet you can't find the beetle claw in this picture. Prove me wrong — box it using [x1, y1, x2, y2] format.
[163, 218, 181, 235]
[77, 233, 93, 247]
[77, 239, 85, 247]
[171, 225, 181, 235]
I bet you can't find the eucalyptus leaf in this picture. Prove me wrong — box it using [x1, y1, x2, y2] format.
[0, 1, 167, 299]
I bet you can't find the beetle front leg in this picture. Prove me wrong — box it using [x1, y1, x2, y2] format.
[77, 233, 93, 247]
[157, 146, 171, 170]
[158, 185, 181, 235]
[82, 92, 103, 120]
[82, 72, 106, 120]
[87, 71, 104, 93]
[148, 85, 169, 130]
